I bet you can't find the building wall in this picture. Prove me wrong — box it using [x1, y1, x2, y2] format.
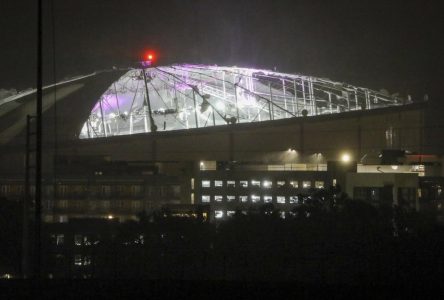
[53, 103, 426, 166]
[346, 173, 419, 209]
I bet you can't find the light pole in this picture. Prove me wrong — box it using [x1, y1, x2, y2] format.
[141, 54, 157, 132]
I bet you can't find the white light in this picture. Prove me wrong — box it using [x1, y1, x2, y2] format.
[200, 161, 204, 166]
[341, 153, 351, 163]
[107, 215, 114, 220]
[391, 165, 399, 170]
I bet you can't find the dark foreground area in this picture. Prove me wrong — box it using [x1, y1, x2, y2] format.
[0, 279, 441, 299]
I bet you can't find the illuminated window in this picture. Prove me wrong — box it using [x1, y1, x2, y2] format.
[277, 181, 286, 187]
[227, 211, 236, 217]
[58, 215, 68, 223]
[201, 195, 210, 203]
[289, 181, 298, 188]
[74, 235, 83, 246]
[264, 195, 273, 203]
[277, 196, 286, 204]
[74, 255, 91, 266]
[215, 210, 224, 219]
[240, 195, 248, 203]
[251, 195, 260, 203]
[251, 180, 260, 187]
[289, 196, 299, 204]
[214, 180, 223, 187]
[51, 234, 64, 246]
[279, 211, 286, 219]
[302, 181, 311, 188]
[240, 181, 248, 188]
[263, 180, 272, 188]
[227, 195, 236, 202]
[202, 180, 210, 188]
[191, 178, 195, 189]
[315, 181, 324, 189]
[74, 255, 82, 266]
[214, 195, 223, 202]
[191, 193, 194, 204]
[227, 181, 236, 188]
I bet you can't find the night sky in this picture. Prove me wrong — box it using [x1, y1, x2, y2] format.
[0, 0, 442, 99]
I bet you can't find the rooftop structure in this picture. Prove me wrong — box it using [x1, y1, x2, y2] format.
[79, 64, 406, 139]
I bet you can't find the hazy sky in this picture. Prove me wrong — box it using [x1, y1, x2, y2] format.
[0, 0, 442, 99]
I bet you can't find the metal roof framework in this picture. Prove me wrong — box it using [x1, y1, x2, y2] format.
[79, 64, 406, 139]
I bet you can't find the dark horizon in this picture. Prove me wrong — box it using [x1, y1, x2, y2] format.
[0, 0, 442, 99]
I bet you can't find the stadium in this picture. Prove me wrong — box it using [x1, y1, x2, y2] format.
[0, 64, 443, 222]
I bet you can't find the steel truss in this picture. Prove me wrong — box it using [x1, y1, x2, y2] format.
[80, 64, 406, 139]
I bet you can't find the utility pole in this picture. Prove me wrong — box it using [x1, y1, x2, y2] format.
[34, 0, 43, 279]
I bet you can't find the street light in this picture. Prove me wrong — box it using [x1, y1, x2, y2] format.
[341, 153, 351, 163]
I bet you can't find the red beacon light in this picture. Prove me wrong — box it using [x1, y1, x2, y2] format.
[141, 51, 156, 67]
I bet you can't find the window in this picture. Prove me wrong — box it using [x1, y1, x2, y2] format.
[289, 196, 299, 204]
[191, 192, 194, 204]
[263, 195, 273, 203]
[75, 235, 83, 246]
[227, 211, 236, 217]
[262, 180, 272, 188]
[251, 195, 260, 203]
[101, 200, 110, 209]
[51, 234, 64, 246]
[214, 180, 223, 187]
[227, 181, 236, 188]
[279, 211, 286, 219]
[277, 196, 286, 204]
[214, 195, 223, 202]
[74, 255, 91, 266]
[202, 180, 210, 188]
[315, 181, 324, 189]
[58, 215, 68, 223]
[251, 180, 260, 187]
[227, 195, 236, 202]
[240, 195, 248, 203]
[172, 185, 181, 197]
[277, 181, 286, 187]
[302, 181, 311, 188]
[56, 200, 68, 209]
[239, 181, 248, 188]
[191, 178, 195, 189]
[132, 201, 142, 210]
[289, 181, 298, 188]
[215, 210, 224, 219]
[101, 185, 111, 197]
[74, 255, 82, 266]
[201, 195, 210, 203]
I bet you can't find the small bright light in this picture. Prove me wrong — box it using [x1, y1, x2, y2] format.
[107, 215, 114, 220]
[391, 165, 399, 170]
[200, 161, 204, 166]
[148, 54, 153, 60]
[341, 153, 351, 163]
